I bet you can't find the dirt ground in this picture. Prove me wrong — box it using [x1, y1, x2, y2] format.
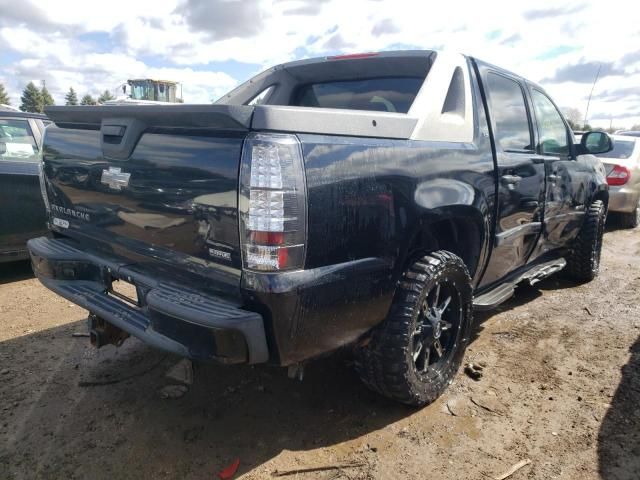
[1, 226, 639, 480]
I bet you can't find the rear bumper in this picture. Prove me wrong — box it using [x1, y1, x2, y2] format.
[27, 236, 268, 364]
[608, 187, 639, 213]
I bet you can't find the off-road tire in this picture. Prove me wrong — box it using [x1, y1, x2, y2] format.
[619, 199, 640, 229]
[564, 200, 606, 282]
[354, 251, 473, 407]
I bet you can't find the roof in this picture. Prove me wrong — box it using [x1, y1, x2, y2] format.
[0, 108, 48, 120]
[612, 134, 640, 142]
[127, 79, 180, 85]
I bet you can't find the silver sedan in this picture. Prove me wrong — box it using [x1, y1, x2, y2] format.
[597, 135, 640, 228]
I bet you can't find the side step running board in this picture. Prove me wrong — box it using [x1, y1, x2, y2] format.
[473, 258, 567, 310]
[473, 284, 514, 310]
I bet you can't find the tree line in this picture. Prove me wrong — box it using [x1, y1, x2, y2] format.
[0, 82, 115, 113]
[562, 106, 640, 133]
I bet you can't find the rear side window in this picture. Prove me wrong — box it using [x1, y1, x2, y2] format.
[600, 139, 635, 159]
[531, 90, 569, 156]
[486, 73, 532, 152]
[291, 77, 423, 113]
[247, 85, 274, 105]
[0, 119, 38, 162]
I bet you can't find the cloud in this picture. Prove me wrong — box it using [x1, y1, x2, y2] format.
[371, 19, 400, 37]
[322, 33, 355, 51]
[499, 33, 522, 46]
[524, 3, 587, 20]
[591, 109, 640, 121]
[0, 0, 56, 31]
[543, 60, 624, 83]
[281, 0, 331, 16]
[621, 50, 640, 65]
[174, 0, 266, 40]
[1, 47, 237, 105]
[593, 87, 640, 102]
[0, 0, 639, 127]
[535, 45, 581, 60]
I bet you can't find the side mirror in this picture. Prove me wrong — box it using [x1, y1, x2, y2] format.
[579, 131, 613, 155]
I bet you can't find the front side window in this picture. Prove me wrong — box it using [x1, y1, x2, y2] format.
[0, 119, 38, 162]
[292, 77, 423, 113]
[531, 90, 569, 156]
[486, 73, 532, 152]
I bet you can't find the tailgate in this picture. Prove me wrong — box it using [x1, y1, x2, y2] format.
[42, 104, 253, 285]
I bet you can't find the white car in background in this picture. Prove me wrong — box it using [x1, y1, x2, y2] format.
[597, 135, 640, 228]
[614, 130, 640, 137]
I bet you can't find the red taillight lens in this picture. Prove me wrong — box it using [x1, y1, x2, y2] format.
[607, 165, 631, 186]
[239, 133, 307, 272]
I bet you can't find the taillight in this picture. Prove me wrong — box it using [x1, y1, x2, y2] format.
[607, 165, 631, 186]
[239, 133, 307, 271]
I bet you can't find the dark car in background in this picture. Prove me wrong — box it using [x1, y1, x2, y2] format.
[0, 107, 49, 262]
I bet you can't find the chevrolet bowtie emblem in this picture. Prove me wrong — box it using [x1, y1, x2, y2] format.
[101, 166, 131, 190]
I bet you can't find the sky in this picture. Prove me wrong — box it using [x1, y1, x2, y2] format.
[0, 0, 639, 128]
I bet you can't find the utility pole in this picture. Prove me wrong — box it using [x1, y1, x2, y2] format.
[583, 64, 601, 128]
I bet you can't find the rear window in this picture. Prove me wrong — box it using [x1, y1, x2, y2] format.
[291, 77, 423, 113]
[600, 139, 636, 159]
[0, 119, 38, 162]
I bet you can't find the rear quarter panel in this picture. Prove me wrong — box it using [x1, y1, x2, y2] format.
[256, 131, 496, 364]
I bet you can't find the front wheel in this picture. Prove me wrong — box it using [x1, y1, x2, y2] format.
[354, 251, 473, 406]
[565, 200, 606, 282]
[620, 198, 640, 229]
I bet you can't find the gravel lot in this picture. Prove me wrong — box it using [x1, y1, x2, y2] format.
[1, 226, 639, 480]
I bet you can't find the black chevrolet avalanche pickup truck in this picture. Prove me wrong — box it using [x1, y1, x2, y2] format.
[29, 51, 612, 406]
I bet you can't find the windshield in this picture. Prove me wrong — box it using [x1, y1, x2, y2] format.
[130, 81, 154, 101]
[130, 81, 177, 102]
[600, 139, 636, 159]
[292, 77, 423, 113]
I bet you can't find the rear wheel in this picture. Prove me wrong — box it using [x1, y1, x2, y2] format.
[565, 200, 606, 282]
[620, 198, 640, 229]
[354, 251, 472, 406]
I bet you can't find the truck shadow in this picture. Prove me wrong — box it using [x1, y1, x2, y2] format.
[1, 319, 410, 479]
[597, 334, 640, 480]
[0, 260, 34, 285]
[472, 268, 593, 339]
[472, 281, 543, 333]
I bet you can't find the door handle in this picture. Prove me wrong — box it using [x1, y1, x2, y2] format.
[501, 174, 522, 186]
